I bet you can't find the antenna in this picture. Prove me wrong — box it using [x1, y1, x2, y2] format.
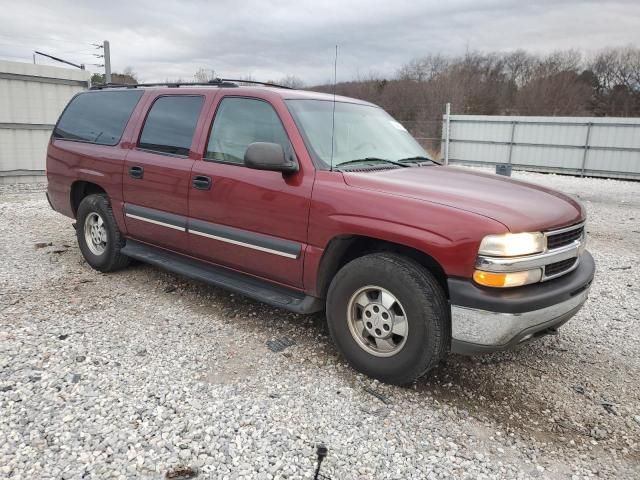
[33, 51, 85, 70]
[329, 45, 338, 171]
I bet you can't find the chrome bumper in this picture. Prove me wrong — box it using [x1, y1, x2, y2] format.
[450, 286, 590, 354]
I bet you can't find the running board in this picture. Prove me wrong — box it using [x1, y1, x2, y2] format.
[121, 240, 323, 314]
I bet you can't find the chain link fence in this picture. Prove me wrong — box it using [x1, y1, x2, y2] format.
[396, 118, 443, 159]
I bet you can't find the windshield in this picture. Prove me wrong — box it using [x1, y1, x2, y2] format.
[286, 99, 430, 169]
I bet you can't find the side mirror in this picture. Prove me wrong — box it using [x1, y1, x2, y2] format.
[244, 142, 298, 173]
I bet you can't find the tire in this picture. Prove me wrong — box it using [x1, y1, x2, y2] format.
[326, 252, 450, 385]
[76, 194, 130, 272]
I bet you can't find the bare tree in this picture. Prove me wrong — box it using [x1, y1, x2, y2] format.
[276, 75, 305, 88]
[235, 74, 257, 86]
[587, 46, 640, 116]
[515, 71, 592, 115]
[536, 50, 582, 77]
[194, 68, 217, 82]
[590, 48, 620, 91]
[121, 67, 138, 81]
[503, 50, 536, 87]
[397, 54, 449, 82]
[94, 67, 137, 85]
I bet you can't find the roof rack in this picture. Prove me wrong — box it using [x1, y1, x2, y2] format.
[90, 78, 293, 90]
[221, 78, 293, 89]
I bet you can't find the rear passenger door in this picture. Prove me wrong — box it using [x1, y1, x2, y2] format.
[123, 94, 205, 253]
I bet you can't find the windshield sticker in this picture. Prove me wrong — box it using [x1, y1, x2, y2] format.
[389, 120, 407, 131]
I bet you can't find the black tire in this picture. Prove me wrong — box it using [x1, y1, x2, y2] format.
[326, 253, 450, 385]
[76, 194, 130, 272]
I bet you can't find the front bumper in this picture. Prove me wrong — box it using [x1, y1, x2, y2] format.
[449, 250, 595, 354]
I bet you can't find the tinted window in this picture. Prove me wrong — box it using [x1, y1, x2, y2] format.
[54, 90, 143, 145]
[139, 96, 204, 156]
[206, 97, 290, 164]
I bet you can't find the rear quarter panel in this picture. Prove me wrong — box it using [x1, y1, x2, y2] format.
[46, 91, 150, 231]
[47, 141, 126, 221]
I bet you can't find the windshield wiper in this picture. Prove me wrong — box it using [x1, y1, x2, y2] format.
[396, 156, 438, 165]
[336, 157, 409, 170]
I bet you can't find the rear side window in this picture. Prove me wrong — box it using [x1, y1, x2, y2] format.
[138, 96, 204, 156]
[206, 97, 291, 164]
[54, 90, 143, 145]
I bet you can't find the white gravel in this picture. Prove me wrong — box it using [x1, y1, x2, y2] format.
[0, 170, 639, 479]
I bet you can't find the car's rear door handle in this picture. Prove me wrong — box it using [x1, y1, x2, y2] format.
[129, 166, 144, 179]
[192, 175, 212, 190]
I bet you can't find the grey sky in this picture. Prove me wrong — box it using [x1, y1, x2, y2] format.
[0, 0, 638, 84]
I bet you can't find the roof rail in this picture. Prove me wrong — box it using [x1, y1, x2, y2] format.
[90, 78, 293, 90]
[219, 78, 293, 89]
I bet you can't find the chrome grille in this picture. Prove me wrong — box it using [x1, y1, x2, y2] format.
[547, 225, 584, 250]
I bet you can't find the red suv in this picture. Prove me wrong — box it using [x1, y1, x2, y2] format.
[46, 80, 594, 384]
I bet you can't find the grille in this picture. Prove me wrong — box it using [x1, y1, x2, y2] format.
[545, 258, 577, 277]
[547, 225, 583, 250]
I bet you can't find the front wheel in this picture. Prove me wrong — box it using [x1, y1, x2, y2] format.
[326, 253, 450, 385]
[76, 194, 130, 273]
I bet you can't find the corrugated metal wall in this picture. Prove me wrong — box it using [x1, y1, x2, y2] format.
[0, 60, 90, 183]
[443, 115, 640, 180]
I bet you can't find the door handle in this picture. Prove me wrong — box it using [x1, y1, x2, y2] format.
[192, 175, 212, 190]
[129, 166, 144, 179]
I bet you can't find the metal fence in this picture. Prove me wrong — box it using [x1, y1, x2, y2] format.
[442, 113, 640, 180]
[0, 60, 90, 184]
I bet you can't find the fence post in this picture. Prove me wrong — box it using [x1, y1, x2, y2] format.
[443, 102, 451, 165]
[581, 122, 592, 177]
[507, 120, 517, 165]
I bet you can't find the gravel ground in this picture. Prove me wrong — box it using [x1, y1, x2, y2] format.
[0, 170, 639, 479]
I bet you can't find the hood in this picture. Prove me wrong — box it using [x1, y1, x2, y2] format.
[342, 166, 584, 232]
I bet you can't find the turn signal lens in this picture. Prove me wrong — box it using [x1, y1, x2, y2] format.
[479, 232, 545, 257]
[473, 269, 542, 288]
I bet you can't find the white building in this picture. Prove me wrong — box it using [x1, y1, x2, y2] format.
[0, 60, 90, 184]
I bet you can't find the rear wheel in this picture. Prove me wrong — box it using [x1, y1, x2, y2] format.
[76, 194, 130, 272]
[326, 253, 449, 385]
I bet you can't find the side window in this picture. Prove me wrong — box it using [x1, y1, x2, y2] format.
[54, 90, 143, 145]
[138, 96, 204, 156]
[206, 97, 291, 164]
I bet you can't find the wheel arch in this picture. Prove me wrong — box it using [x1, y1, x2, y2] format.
[70, 181, 107, 218]
[316, 235, 449, 300]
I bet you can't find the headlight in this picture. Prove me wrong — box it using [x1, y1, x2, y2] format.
[478, 232, 545, 257]
[473, 269, 542, 288]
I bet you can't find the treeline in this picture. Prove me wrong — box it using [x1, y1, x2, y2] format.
[311, 47, 640, 151]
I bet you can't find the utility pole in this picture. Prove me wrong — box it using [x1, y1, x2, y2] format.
[103, 40, 112, 83]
